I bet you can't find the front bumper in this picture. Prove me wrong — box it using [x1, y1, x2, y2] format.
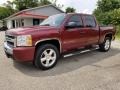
[4, 42, 13, 55]
[4, 42, 35, 62]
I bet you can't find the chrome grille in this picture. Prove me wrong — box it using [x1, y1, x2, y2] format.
[5, 34, 15, 47]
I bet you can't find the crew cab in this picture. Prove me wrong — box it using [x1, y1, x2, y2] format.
[4, 13, 116, 70]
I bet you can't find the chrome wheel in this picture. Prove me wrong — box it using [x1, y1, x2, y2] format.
[104, 39, 110, 50]
[40, 49, 57, 67]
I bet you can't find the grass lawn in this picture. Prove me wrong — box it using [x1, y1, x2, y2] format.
[116, 30, 120, 40]
[116, 35, 120, 40]
[116, 26, 120, 40]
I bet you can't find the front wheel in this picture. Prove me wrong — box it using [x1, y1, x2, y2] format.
[99, 37, 111, 52]
[34, 44, 59, 70]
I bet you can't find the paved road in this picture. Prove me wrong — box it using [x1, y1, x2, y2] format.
[0, 31, 120, 90]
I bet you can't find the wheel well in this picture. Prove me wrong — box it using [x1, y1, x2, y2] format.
[35, 39, 61, 52]
[105, 33, 112, 40]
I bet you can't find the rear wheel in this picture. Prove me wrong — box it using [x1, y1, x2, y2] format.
[34, 44, 59, 70]
[99, 37, 111, 52]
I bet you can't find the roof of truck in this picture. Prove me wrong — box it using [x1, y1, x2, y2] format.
[67, 13, 93, 16]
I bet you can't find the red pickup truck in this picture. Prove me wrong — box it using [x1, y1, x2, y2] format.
[4, 13, 116, 70]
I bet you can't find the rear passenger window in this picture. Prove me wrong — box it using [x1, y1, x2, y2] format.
[84, 15, 96, 27]
[68, 15, 83, 27]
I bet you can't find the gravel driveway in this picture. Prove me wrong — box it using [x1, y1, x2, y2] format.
[0, 31, 120, 90]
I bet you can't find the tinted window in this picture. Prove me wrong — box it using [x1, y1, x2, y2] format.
[84, 15, 96, 27]
[67, 15, 83, 27]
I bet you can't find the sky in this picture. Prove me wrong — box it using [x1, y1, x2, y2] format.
[0, 0, 98, 14]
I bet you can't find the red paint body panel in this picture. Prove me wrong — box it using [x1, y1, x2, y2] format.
[13, 47, 35, 62]
[4, 13, 116, 62]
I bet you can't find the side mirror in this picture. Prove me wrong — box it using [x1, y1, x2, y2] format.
[65, 22, 76, 28]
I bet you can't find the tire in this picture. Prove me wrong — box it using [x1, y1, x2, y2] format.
[99, 37, 111, 52]
[34, 44, 59, 70]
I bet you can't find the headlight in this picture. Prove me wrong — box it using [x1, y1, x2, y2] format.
[17, 35, 32, 46]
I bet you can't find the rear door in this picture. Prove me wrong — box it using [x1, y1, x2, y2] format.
[82, 15, 99, 45]
[62, 15, 87, 51]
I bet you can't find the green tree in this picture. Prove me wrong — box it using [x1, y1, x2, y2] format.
[39, 0, 51, 6]
[3, 1, 15, 14]
[11, 0, 63, 11]
[93, 0, 120, 25]
[97, 0, 120, 12]
[13, 0, 39, 11]
[38, 0, 63, 8]
[65, 7, 76, 13]
[0, 6, 14, 20]
[108, 9, 120, 25]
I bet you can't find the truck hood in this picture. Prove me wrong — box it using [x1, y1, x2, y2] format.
[6, 26, 58, 36]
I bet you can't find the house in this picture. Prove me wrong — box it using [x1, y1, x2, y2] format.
[5, 4, 64, 29]
[0, 20, 3, 27]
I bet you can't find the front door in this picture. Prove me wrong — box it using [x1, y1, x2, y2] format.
[62, 15, 87, 51]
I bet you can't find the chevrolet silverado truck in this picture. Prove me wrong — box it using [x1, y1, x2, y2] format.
[4, 13, 116, 70]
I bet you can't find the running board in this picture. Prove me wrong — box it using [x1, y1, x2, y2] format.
[64, 47, 99, 58]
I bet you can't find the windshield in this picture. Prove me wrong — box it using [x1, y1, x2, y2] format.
[40, 13, 66, 27]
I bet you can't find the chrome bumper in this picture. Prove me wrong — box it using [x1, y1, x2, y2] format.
[4, 42, 13, 55]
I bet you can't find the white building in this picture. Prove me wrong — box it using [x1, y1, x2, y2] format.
[0, 20, 3, 27]
[5, 4, 64, 29]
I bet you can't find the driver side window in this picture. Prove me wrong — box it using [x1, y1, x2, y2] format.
[66, 15, 83, 28]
